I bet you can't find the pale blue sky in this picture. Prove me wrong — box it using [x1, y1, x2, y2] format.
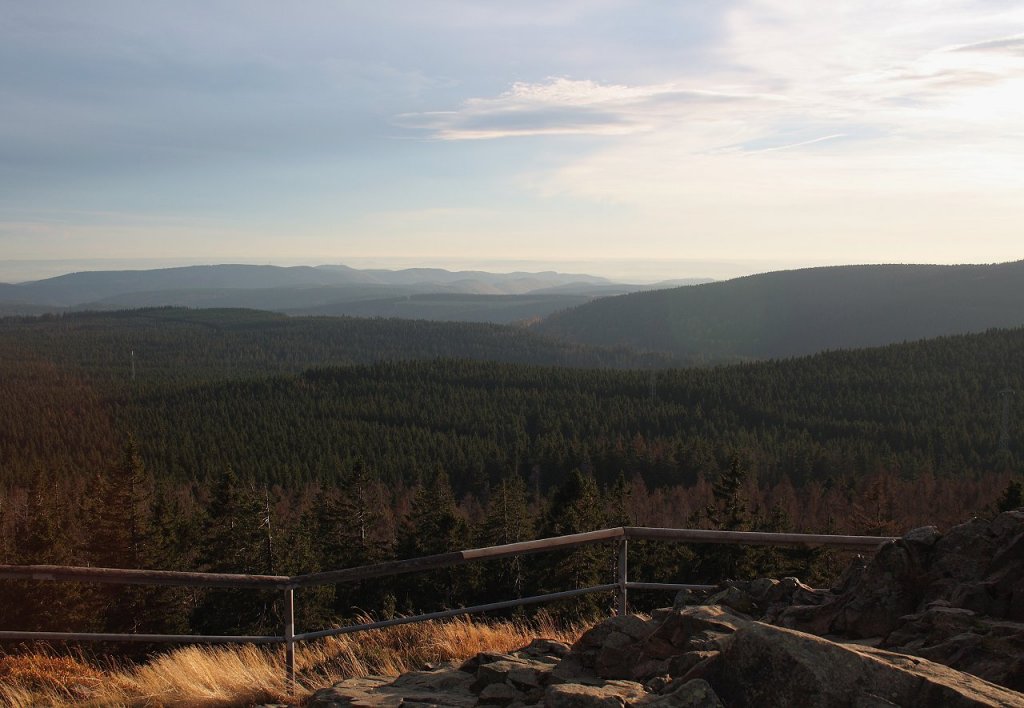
[2, 1, 1023, 281]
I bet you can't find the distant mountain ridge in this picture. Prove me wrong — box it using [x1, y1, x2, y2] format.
[0, 263, 710, 323]
[535, 260, 1024, 360]
[0, 263, 610, 304]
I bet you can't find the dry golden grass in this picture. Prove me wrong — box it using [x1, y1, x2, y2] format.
[0, 614, 583, 707]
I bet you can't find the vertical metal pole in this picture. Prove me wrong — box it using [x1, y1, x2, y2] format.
[616, 539, 628, 616]
[284, 587, 296, 690]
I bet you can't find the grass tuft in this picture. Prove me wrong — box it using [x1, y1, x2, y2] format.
[0, 614, 583, 706]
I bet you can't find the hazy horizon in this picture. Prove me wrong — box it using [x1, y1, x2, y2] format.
[2, 255, 1017, 286]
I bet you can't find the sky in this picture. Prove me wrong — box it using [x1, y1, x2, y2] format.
[2, 1, 1023, 282]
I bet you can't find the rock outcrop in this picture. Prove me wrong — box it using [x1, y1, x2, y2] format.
[307, 510, 1024, 706]
[699, 510, 1024, 691]
[307, 606, 1023, 707]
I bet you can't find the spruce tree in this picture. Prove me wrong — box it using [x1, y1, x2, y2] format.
[537, 468, 607, 619]
[320, 459, 394, 619]
[398, 469, 471, 611]
[478, 474, 534, 602]
[82, 440, 160, 634]
[3, 469, 89, 632]
[86, 439, 152, 569]
[997, 479, 1023, 512]
[692, 453, 755, 582]
[192, 467, 277, 635]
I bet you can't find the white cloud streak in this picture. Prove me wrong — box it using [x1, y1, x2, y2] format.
[398, 77, 784, 140]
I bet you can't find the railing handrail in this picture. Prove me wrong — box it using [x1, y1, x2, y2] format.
[0, 563, 291, 589]
[292, 527, 627, 588]
[0, 526, 898, 688]
[622, 527, 892, 549]
[0, 526, 894, 589]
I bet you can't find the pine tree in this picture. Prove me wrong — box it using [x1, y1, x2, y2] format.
[537, 469, 607, 619]
[997, 479, 1023, 512]
[692, 453, 755, 582]
[850, 470, 900, 536]
[605, 472, 634, 527]
[82, 440, 161, 634]
[85, 439, 152, 569]
[706, 453, 749, 532]
[192, 467, 277, 635]
[479, 474, 534, 602]
[138, 482, 194, 635]
[322, 459, 392, 569]
[398, 469, 471, 611]
[320, 459, 396, 619]
[2, 469, 90, 632]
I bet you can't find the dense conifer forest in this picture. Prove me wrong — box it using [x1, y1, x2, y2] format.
[0, 308, 1020, 639]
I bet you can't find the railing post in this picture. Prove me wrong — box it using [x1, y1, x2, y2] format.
[616, 539, 628, 616]
[283, 586, 296, 690]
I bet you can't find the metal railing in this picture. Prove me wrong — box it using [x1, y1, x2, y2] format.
[0, 526, 895, 686]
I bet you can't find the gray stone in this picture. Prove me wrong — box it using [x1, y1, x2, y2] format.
[478, 682, 519, 706]
[883, 606, 1024, 691]
[506, 666, 542, 690]
[471, 659, 532, 692]
[570, 614, 655, 680]
[641, 678, 724, 707]
[672, 589, 696, 610]
[459, 652, 515, 674]
[903, 525, 941, 547]
[643, 675, 672, 693]
[549, 655, 603, 686]
[517, 638, 571, 659]
[989, 511, 1024, 541]
[704, 585, 756, 616]
[308, 668, 476, 708]
[831, 554, 868, 594]
[640, 606, 741, 660]
[544, 682, 645, 707]
[665, 651, 718, 679]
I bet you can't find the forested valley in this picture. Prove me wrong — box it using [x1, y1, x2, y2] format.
[0, 308, 1021, 640]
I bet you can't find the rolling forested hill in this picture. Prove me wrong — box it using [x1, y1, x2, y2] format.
[2, 309, 1020, 637]
[0, 307, 664, 385]
[2, 308, 1020, 494]
[535, 261, 1024, 360]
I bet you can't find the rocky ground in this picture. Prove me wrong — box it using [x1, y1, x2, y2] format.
[306, 510, 1024, 707]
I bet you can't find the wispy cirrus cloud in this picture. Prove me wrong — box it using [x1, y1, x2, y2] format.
[397, 77, 781, 140]
[950, 33, 1024, 56]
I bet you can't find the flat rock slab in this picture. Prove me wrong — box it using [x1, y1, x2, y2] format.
[545, 681, 646, 707]
[308, 668, 476, 708]
[703, 620, 1024, 708]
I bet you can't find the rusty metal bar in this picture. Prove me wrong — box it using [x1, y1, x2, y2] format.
[0, 564, 289, 589]
[292, 527, 625, 588]
[625, 582, 717, 592]
[624, 527, 894, 550]
[0, 630, 282, 644]
[283, 587, 296, 690]
[616, 540, 628, 616]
